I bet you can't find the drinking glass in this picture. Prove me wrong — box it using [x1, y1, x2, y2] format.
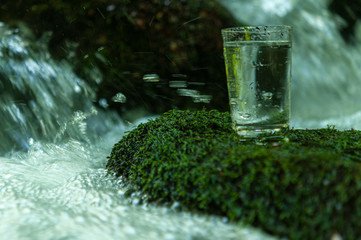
[222, 25, 292, 138]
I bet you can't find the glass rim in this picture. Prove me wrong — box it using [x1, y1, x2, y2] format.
[221, 25, 292, 34]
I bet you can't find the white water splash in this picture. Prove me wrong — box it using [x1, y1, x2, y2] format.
[0, 124, 274, 240]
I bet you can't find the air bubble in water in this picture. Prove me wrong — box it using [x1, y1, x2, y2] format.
[240, 113, 251, 119]
[74, 85, 81, 93]
[262, 92, 273, 100]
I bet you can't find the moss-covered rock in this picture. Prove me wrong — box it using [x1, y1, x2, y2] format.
[107, 109, 361, 240]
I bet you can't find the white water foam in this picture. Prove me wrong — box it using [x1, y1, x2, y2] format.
[0, 123, 274, 240]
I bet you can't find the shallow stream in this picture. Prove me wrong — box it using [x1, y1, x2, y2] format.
[0, 125, 274, 240]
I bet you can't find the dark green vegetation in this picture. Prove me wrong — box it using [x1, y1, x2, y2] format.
[0, 0, 238, 116]
[107, 109, 361, 240]
[329, 0, 361, 43]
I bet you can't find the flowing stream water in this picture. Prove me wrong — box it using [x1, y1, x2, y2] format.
[0, 23, 274, 239]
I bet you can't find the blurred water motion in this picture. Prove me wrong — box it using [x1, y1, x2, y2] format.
[169, 81, 188, 88]
[193, 95, 213, 103]
[177, 89, 200, 97]
[0, 23, 119, 154]
[143, 73, 160, 82]
[217, 0, 361, 129]
[143, 72, 213, 104]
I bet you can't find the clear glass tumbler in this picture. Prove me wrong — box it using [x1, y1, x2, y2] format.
[222, 26, 292, 138]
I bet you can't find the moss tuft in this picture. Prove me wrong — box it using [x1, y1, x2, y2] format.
[107, 109, 361, 239]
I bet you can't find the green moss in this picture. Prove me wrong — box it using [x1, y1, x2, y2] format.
[107, 109, 361, 239]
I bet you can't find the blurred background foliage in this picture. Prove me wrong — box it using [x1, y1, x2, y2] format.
[0, 0, 239, 118]
[329, 0, 361, 43]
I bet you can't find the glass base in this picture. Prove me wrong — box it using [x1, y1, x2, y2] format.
[233, 124, 288, 140]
